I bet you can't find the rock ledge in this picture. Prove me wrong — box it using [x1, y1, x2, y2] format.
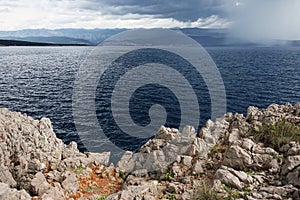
[0, 102, 300, 200]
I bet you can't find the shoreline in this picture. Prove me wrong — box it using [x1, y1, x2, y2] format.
[0, 102, 299, 199]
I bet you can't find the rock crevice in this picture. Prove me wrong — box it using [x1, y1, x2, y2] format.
[0, 102, 299, 199]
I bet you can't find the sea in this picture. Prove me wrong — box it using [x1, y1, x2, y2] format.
[0, 46, 299, 154]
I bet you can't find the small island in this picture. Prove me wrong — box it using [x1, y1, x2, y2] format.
[0, 39, 91, 47]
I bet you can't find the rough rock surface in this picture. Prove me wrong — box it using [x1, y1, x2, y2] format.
[0, 108, 122, 199]
[113, 102, 300, 200]
[0, 102, 300, 199]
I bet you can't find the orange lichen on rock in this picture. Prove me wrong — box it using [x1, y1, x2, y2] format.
[67, 164, 123, 199]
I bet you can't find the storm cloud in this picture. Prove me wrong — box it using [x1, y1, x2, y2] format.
[0, 0, 299, 41]
[0, 0, 234, 30]
[79, 0, 236, 21]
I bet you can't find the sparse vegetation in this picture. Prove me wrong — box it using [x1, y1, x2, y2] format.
[192, 180, 223, 200]
[165, 193, 176, 200]
[75, 165, 85, 175]
[20, 120, 30, 126]
[269, 151, 283, 163]
[3, 104, 300, 199]
[38, 135, 45, 141]
[245, 171, 255, 176]
[164, 171, 174, 181]
[208, 144, 227, 158]
[85, 186, 100, 193]
[221, 184, 248, 199]
[118, 171, 126, 180]
[191, 152, 200, 165]
[248, 119, 300, 151]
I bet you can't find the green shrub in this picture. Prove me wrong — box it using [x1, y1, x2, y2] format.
[249, 120, 300, 151]
[118, 171, 126, 180]
[192, 180, 223, 200]
[164, 171, 174, 181]
[209, 144, 227, 155]
[165, 193, 176, 200]
[75, 165, 85, 175]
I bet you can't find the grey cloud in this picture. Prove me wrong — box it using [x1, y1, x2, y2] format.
[0, 0, 234, 30]
[78, 0, 236, 21]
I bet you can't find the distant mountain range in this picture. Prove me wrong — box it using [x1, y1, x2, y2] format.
[0, 28, 126, 45]
[0, 36, 93, 45]
[0, 28, 299, 47]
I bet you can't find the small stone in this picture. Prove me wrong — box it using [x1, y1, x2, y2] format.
[156, 126, 179, 140]
[223, 145, 252, 170]
[117, 151, 134, 173]
[42, 182, 65, 200]
[228, 129, 240, 143]
[268, 159, 280, 173]
[181, 156, 193, 168]
[241, 139, 255, 151]
[143, 195, 156, 200]
[281, 155, 300, 175]
[61, 173, 78, 193]
[293, 190, 300, 199]
[212, 179, 222, 190]
[166, 183, 177, 193]
[252, 175, 266, 184]
[246, 106, 259, 120]
[251, 191, 263, 199]
[0, 182, 31, 200]
[131, 169, 148, 177]
[215, 168, 244, 189]
[0, 165, 17, 187]
[181, 126, 196, 138]
[31, 172, 51, 196]
[180, 177, 191, 184]
[0, 183, 10, 197]
[224, 166, 253, 184]
[171, 165, 184, 178]
[287, 168, 300, 187]
[38, 163, 46, 171]
[86, 152, 111, 166]
[192, 160, 203, 174]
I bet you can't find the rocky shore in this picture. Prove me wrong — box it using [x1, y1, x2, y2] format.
[0, 102, 299, 199]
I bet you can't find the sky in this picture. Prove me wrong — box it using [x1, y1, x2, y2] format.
[0, 0, 235, 30]
[0, 0, 299, 40]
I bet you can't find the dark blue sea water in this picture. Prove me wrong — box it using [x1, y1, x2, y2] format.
[0, 46, 299, 152]
[208, 47, 300, 112]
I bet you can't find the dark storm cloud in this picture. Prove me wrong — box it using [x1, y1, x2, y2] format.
[0, 0, 233, 30]
[80, 0, 235, 21]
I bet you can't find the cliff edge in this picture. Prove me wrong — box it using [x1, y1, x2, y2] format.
[0, 102, 299, 199]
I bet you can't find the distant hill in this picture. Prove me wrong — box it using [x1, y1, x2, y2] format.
[0, 28, 236, 46]
[0, 36, 93, 45]
[0, 28, 126, 45]
[0, 39, 91, 46]
[0, 28, 299, 47]
[179, 28, 255, 47]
